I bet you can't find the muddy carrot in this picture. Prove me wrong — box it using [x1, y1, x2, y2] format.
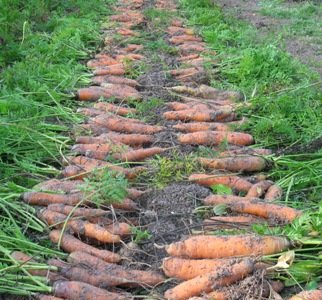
[127, 188, 145, 199]
[77, 108, 103, 117]
[115, 53, 144, 61]
[246, 180, 274, 198]
[163, 257, 254, 281]
[92, 115, 164, 134]
[264, 184, 283, 201]
[76, 133, 154, 146]
[173, 122, 231, 133]
[289, 290, 322, 300]
[179, 43, 205, 54]
[164, 257, 254, 300]
[34, 179, 84, 193]
[177, 54, 200, 61]
[218, 147, 272, 157]
[93, 64, 125, 76]
[122, 43, 143, 52]
[105, 222, 132, 236]
[72, 142, 129, 153]
[199, 156, 267, 172]
[166, 235, 291, 259]
[22, 192, 83, 206]
[53, 281, 130, 300]
[68, 251, 165, 287]
[110, 197, 138, 211]
[167, 27, 195, 36]
[48, 204, 108, 218]
[189, 173, 252, 192]
[35, 296, 64, 300]
[49, 230, 120, 263]
[91, 75, 139, 87]
[94, 102, 137, 116]
[203, 195, 302, 223]
[169, 35, 201, 45]
[178, 131, 254, 146]
[87, 58, 119, 68]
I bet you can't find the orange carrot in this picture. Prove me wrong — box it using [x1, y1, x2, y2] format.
[93, 64, 125, 76]
[189, 173, 252, 192]
[170, 67, 202, 77]
[203, 195, 302, 223]
[49, 230, 120, 263]
[164, 109, 236, 122]
[68, 251, 165, 287]
[177, 54, 200, 62]
[62, 156, 143, 180]
[87, 58, 119, 68]
[76, 85, 141, 101]
[169, 35, 202, 45]
[53, 281, 130, 300]
[76, 133, 154, 146]
[164, 257, 254, 300]
[115, 53, 144, 61]
[121, 44, 143, 53]
[40, 209, 121, 243]
[173, 122, 231, 132]
[166, 234, 291, 259]
[94, 102, 137, 116]
[117, 28, 138, 36]
[34, 179, 84, 193]
[178, 131, 254, 146]
[179, 43, 205, 54]
[105, 222, 132, 236]
[246, 180, 274, 198]
[110, 197, 138, 211]
[167, 27, 195, 36]
[289, 290, 322, 300]
[92, 115, 164, 134]
[91, 75, 139, 87]
[163, 257, 254, 281]
[127, 188, 145, 199]
[77, 107, 104, 117]
[202, 195, 249, 205]
[71, 143, 129, 155]
[112, 147, 165, 161]
[265, 184, 283, 201]
[199, 156, 267, 172]
[22, 192, 83, 206]
[48, 204, 108, 218]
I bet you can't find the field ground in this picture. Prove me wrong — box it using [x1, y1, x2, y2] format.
[0, 0, 321, 299]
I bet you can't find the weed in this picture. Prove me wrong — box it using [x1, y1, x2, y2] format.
[131, 227, 152, 243]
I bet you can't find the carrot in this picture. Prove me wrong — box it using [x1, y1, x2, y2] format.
[117, 28, 138, 36]
[203, 195, 302, 223]
[111, 197, 138, 211]
[186, 58, 205, 67]
[10, 251, 52, 277]
[76, 133, 154, 146]
[164, 109, 236, 122]
[22, 192, 83, 206]
[199, 156, 267, 172]
[166, 234, 291, 259]
[53, 281, 130, 300]
[169, 35, 202, 45]
[34, 179, 84, 193]
[105, 222, 132, 236]
[115, 54, 144, 61]
[218, 147, 272, 157]
[68, 251, 165, 287]
[289, 290, 322, 300]
[93, 64, 125, 76]
[177, 54, 200, 62]
[167, 27, 195, 36]
[163, 257, 254, 281]
[170, 67, 202, 77]
[48, 204, 108, 218]
[127, 187, 145, 199]
[92, 115, 164, 134]
[71, 143, 129, 155]
[189, 173, 252, 192]
[246, 180, 274, 198]
[171, 20, 183, 27]
[76, 123, 110, 136]
[164, 257, 254, 300]
[122, 44, 143, 53]
[91, 75, 139, 87]
[94, 102, 137, 116]
[77, 107, 104, 117]
[76, 85, 141, 101]
[178, 131, 254, 146]
[203, 215, 265, 229]
[112, 147, 165, 162]
[49, 230, 120, 263]
[173, 122, 231, 133]
[40, 209, 121, 243]
[87, 58, 119, 68]
[178, 43, 205, 54]
[265, 184, 283, 201]
[62, 156, 143, 180]
[202, 195, 250, 205]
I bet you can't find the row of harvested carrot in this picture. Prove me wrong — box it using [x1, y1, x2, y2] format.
[155, 14, 320, 300]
